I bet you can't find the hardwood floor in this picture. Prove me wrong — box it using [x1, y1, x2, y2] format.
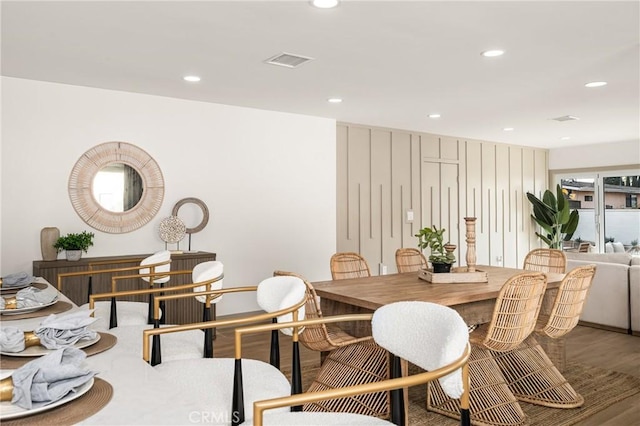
[212, 322, 640, 425]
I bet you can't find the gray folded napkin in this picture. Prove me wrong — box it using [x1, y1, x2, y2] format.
[0, 310, 98, 353]
[10, 347, 97, 409]
[1, 272, 35, 289]
[0, 285, 58, 310]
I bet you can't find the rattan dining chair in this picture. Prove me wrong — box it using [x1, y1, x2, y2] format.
[395, 248, 428, 273]
[523, 248, 567, 274]
[492, 264, 596, 408]
[273, 270, 391, 418]
[249, 302, 471, 426]
[142, 275, 308, 426]
[273, 270, 373, 352]
[428, 271, 548, 426]
[330, 252, 371, 280]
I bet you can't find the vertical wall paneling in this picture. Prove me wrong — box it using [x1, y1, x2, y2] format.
[508, 147, 524, 268]
[337, 123, 549, 271]
[495, 144, 509, 267]
[370, 129, 392, 272]
[521, 148, 536, 252]
[336, 125, 350, 246]
[481, 143, 497, 265]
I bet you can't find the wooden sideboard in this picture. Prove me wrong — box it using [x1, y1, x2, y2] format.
[33, 251, 216, 324]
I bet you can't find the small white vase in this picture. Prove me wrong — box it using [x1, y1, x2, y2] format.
[65, 250, 82, 261]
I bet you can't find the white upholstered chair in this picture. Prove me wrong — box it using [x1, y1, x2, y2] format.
[248, 301, 471, 426]
[142, 275, 308, 426]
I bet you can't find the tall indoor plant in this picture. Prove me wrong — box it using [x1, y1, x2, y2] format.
[415, 225, 456, 272]
[526, 184, 579, 249]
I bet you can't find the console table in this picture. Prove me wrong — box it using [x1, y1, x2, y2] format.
[33, 251, 216, 324]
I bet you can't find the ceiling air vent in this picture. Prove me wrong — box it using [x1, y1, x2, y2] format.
[551, 115, 580, 122]
[264, 52, 314, 68]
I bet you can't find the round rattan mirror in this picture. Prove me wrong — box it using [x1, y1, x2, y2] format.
[68, 142, 164, 234]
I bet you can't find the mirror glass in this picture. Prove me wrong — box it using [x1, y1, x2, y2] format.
[92, 163, 144, 212]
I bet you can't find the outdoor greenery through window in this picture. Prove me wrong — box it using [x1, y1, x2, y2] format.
[558, 172, 640, 253]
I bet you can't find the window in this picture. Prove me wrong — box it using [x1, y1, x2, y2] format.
[557, 170, 640, 252]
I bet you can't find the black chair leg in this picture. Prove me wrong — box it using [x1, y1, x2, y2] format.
[202, 306, 213, 358]
[151, 319, 161, 366]
[109, 297, 118, 329]
[291, 341, 302, 412]
[269, 318, 280, 369]
[231, 359, 244, 426]
[390, 354, 405, 426]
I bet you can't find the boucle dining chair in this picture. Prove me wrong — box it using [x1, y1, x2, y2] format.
[141, 275, 307, 426]
[492, 264, 596, 408]
[428, 272, 548, 426]
[248, 301, 471, 426]
[58, 250, 173, 329]
[88, 261, 225, 363]
[523, 248, 567, 274]
[330, 252, 371, 280]
[395, 248, 428, 273]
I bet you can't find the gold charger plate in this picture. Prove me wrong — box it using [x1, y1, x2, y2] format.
[0, 333, 117, 369]
[0, 377, 113, 426]
[0, 301, 72, 321]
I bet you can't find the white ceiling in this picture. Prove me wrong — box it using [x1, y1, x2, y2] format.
[2, 1, 639, 149]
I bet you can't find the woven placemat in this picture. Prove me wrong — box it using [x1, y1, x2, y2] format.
[1, 377, 113, 426]
[0, 333, 117, 369]
[0, 301, 73, 321]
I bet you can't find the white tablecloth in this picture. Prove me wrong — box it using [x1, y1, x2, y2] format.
[2, 278, 208, 425]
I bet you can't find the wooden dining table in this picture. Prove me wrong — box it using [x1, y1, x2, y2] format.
[312, 265, 568, 371]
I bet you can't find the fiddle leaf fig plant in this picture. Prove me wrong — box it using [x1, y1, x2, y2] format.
[54, 231, 95, 253]
[526, 184, 579, 249]
[415, 225, 456, 265]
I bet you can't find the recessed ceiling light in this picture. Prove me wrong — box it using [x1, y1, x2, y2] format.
[311, 0, 339, 8]
[328, 98, 343, 103]
[585, 81, 607, 88]
[428, 114, 441, 119]
[503, 127, 514, 131]
[560, 136, 571, 140]
[481, 50, 505, 57]
[183, 75, 201, 82]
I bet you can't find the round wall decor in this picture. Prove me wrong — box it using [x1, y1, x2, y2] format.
[158, 216, 187, 244]
[68, 141, 164, 234]
[172, 198, 210, 234]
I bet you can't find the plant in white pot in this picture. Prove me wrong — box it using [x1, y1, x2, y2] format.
[54, 231, 95, 261]
[415, 225, 456, 273]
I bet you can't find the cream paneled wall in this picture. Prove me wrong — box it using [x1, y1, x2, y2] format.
[337, 123, 548, 273]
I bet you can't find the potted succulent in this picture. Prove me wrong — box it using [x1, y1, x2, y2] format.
[54, 231, 95, 261]
[415, 225, 456, 273]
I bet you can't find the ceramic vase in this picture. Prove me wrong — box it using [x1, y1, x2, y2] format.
[40, 227, 60, 261]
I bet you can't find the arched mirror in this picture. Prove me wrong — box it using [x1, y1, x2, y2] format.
[68, 142, 164, 233]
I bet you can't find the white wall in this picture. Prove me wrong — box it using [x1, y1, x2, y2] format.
[549, 140, 640, 170]
[1, 77, 336, 315]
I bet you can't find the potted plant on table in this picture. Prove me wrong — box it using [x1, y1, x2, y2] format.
[54, 231, 95, 261]
[415, 225, 456, 273]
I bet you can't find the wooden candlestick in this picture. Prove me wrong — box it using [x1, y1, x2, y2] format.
[464, 217, 477, 272]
